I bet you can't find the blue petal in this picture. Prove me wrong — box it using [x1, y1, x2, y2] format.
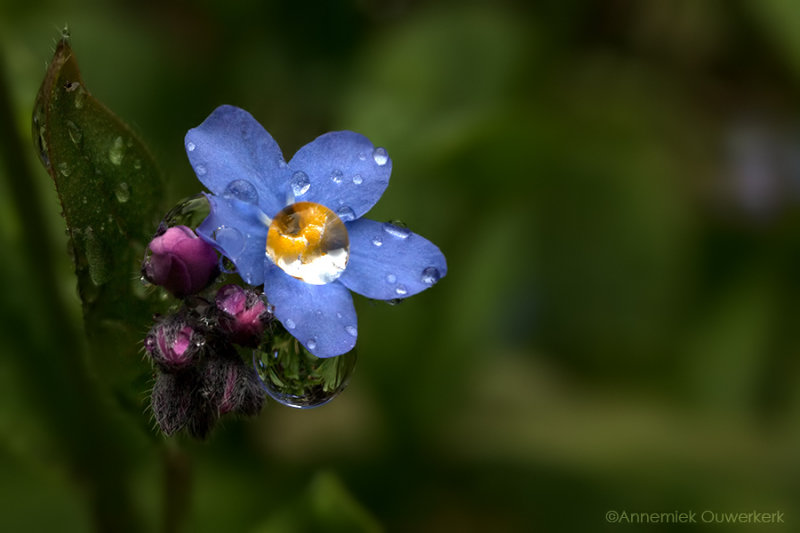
[288, 131, 391, 220]
[185, 105, 290, 217]
[338, 218, 447, 300]
[263, 264, 358, 358]
[197, 194, 269, 286]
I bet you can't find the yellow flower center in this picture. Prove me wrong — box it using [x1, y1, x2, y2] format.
[266, 202, 349, 285]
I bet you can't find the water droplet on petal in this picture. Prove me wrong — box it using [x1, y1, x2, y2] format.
[373, 147, 388, 166]
[352, 174, 364, 185]
[421, 266, 441, 285]
[330, 169, 344, 184]
[223, 179, 259, 204]
[290, 171, 311, 196]
[372, 236, 383, 247]
[195, 164, 207, 176]
[285, 318, 296, 330]
[115, 182, 130, 203]
[267, 202, 350, 284]
[345, 325, 357, 337]
[213, 225, 246, 259]
[186, 141, 196, 152]
[383, 222, 410, 239]
[358, 152, 367, 161]
[386, 274, 397, 284]
[336, 206, 356, 222]
[307, 338, 317, 350]
[395, 285, 408, 296]
[253, 333, 357, 408]
[108, 136, 124, 166]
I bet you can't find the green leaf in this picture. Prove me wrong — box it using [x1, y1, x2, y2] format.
[32, 35, 165, 386]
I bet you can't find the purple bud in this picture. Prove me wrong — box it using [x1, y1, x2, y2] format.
[201, 355, 265, 417]
[143, 225, 218, 298]
[215, 285, 271, 347]
[145, 319, 201, 371]
[151, 371, 194, 436]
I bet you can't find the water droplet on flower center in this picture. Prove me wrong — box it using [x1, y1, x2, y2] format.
[266, 202, 349, 285]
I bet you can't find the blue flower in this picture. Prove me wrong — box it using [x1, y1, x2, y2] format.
[185, 105, 447, 357]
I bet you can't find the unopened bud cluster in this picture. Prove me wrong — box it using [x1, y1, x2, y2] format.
[143, 225, 272, 438]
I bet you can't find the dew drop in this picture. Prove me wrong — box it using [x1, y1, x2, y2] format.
[372, 236, 383, 247]
[373, 147, 388, 166]
[57, 162, 70, 177]
[195, 164, 207, 176]
[267, 202, 350, 285]
[186, 141, 196, 152]
[214, 226, 246, 259]
[358, 152, 367, 161]
[108, 136, 124, 166]
[386, 273, 397, 284]
[352, 174, 363, 185]
[162, 194, 210, 228]
[290, 171, 311, 196]
[285, 318, 296, 330]
[421, 266, 441, 285]
[133, 159, 142, 170]
[395, 285, 408, 296]
[66, 120, 82, 146]
[382, 222, 410, 239]
[84, 227, 111, 286]
[345, 325, 357, 337]
[115, 182, 130, 203]
[223, 179, 259, 204]
[330, 169, 344, 184]
[307, 338, 317, 350]
[336, 206, 356, 222]
[253, 332, 357, 408]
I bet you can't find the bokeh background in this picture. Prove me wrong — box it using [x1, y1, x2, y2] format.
[2, 0, 800, 531]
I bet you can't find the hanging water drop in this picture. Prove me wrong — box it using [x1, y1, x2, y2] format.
[336, 206, 356, 222]
[373, 147, 388, 166]
[253, 332, 357, 408]
[421, 266, 440, 285]
[223, 179, 259, 204]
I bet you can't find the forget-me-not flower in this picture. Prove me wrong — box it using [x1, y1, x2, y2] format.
[185, 105, 447, 357]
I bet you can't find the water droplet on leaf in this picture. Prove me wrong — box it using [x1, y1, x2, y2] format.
[66, 120, 82, 146]
[115, 182, 130, 203]
[108, 136, 124, 166]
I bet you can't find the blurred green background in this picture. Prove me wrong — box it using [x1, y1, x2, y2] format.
[2, 0, 800, 531]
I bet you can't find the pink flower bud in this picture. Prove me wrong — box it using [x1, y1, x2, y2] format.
[215, 285, 271, 347]
[144, 225, 218, 297]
